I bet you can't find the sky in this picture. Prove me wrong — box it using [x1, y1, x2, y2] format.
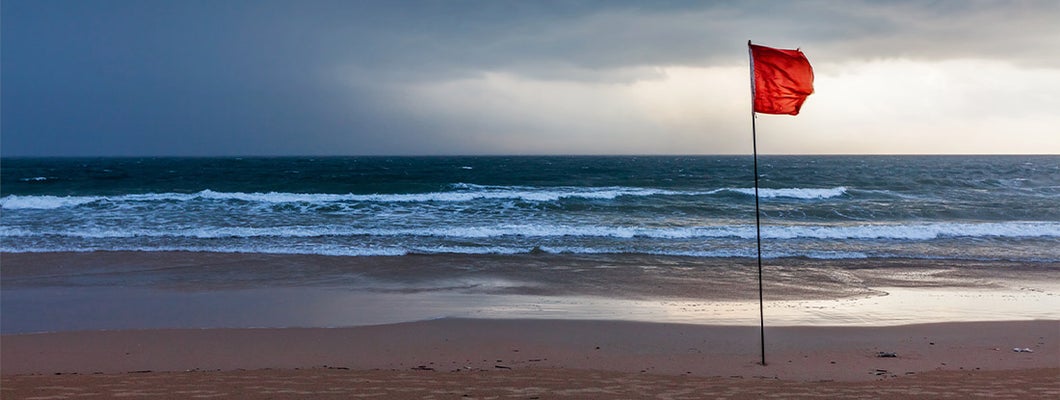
[2, 0, 1059, 156]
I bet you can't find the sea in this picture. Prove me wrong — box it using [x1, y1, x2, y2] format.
[3, 155, 1060, 332]
[2, 155, 1058, 262]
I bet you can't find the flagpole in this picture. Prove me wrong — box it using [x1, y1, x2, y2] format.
[748, 40, 766, 366]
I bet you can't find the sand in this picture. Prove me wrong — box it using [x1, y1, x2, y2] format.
[3, 319, 1058, 398]
[4, 368, 1058, 399]
[3, 251, 1058, 397]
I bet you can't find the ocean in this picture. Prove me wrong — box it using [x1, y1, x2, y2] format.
[2, 155, 1058, 261]
[3, 155, 1060, 333]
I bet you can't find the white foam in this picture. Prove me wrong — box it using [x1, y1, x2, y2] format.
[719, 187, 848, 199]
[765, 221, 1060, 240]
[0, 186, 685, 209]
[0, 185, 857, 210]
[0, 241, 1050, 261]
[19, 176, 53, 182]
[0, 195, 103, 209]
[4, 221, 1057, 241]
[199, 186, 675, 203]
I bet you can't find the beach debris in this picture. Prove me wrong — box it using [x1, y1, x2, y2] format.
[411, 365, 435, 371]
[1012, 347, 1034, 353]
[876, 352, 898, 358]
[494, 365, 512, 369]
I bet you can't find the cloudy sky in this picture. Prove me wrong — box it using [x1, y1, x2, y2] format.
[3, 0, 1058, 156]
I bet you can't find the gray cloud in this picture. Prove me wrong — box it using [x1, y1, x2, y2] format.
[2, 0, 1058, 156]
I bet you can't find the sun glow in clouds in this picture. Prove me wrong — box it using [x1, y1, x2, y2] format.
[392, 57, 1060, 155]
[790, 58, 1060, 154]
[400, 66, 750, 154]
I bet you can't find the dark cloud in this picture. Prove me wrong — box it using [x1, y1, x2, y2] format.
[2, 0, 1057, 156]
[801, 1, 1060, 67]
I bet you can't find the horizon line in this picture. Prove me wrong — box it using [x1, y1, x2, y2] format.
[2, 153, 1057, 159]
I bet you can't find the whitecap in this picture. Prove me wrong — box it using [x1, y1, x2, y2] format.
[717, 187, 848, 199]
[7, 221, 1056, 241]
[0, 195, 102, 209]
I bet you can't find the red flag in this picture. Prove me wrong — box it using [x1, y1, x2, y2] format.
[749, 43, 814, 115]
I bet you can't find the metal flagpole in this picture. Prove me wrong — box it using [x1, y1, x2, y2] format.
[748, 40, 766, 366]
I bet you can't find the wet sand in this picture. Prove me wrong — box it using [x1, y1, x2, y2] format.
[5, 251, 1058, 300]
[3, 252, 1058, 332]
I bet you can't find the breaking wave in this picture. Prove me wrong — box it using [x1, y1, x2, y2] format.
[3, 221, 1056, 240]
[0, 185, 851, 210]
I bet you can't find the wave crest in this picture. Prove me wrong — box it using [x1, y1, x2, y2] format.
[718, 187, 848, 199]
[0, 185, 854, 209]
[3, 221, 1056, 240]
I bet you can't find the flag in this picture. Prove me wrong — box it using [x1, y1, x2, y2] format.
[749, 43, 814, 115]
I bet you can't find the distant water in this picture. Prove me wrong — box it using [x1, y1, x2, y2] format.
[2, 156, 1058, 261]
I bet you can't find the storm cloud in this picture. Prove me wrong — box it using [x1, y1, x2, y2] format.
[3, 0, 1059, 156]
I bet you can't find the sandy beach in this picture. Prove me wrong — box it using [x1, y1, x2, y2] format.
[3, 319, 1058, 398]
[3, 252, 1059, 398]
[5, 367, 1059, 400]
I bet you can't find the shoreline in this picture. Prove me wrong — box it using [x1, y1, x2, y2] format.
[5, 251, 1058, 297]
[3, 251, 1059, 334]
